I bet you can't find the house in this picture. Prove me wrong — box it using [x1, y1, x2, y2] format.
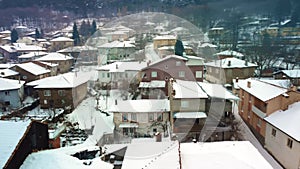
[108, 99, 170, 137]
[214, 50, 244, 60]
[18, 51, 48, 63]
[96, 61, 147, 89]
[35, 52, 74, 73]
[168, 79, 208, 142]
[0, 78, 25, 109]
[13, 43, 46, 55]
[264, 101, 300, 169]
[50, 37, 74, 52]
[13, 62, 51, 83]
[273, 69, 300, 87]
[185, 55, 205, 82]
[0, 120, 48, 169]
[138, 80, 166, 99]
[153, 35, 177, 49]
[238, 78, 300, 143]
[98, 40, 136, 64]
[205, 57, 257, 84]
[31, 61, 58, 76]
[0, 68, 19, 79]
[57, 46, 98, 64]
[0, 45, 18, 61]
[198, 82, 239, 141]
[27, 72, 89, 110]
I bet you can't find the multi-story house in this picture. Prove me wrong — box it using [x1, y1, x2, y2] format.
[13, 62, 51, 83]
[27, 72, 89, 110]
[108, 99, 170, 138]
[153, 35, 177, 49]
[0, 78, 25, 109]
[205, 57, 257, 84]
[238, 78, 300, 143]
[273, 69, 300, 87]
[168, 79, 208, 142]
[96, 61, 147, 89]
[50, 37, 74, 52]
[98, 40, 136, 64]
[265, 101, 300, 169]
[36, 52, 74, 74]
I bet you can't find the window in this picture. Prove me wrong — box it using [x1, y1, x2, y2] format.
[257, 118, 261, 127]
[176, 61, 181, 66]
[181, 101, 189, 108]
[22, 75, 27, 79]
[61, 99, 65, 104]
[131, 113, 137, 122]
[157, 113, 163, 121]
[44, 90, 51, 96]
[271, 128, 276, 137]
[102, 73, 105, 78]
[58, 90, 65, 96]
[107, 73, 110, 78]
[287, 138, 293, 149]
[4, 91, 9, 96]
[165, 65, 168, 69]
[44, 100, 48, 104]
[196, 71, 202, 78]
[122, 113, 128, 122]
[151, 71, 157, 78]
[179, 71, 185, 78]
[148, 113, 154, 122]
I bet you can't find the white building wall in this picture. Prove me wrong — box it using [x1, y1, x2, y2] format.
[265, 123, 300, 169]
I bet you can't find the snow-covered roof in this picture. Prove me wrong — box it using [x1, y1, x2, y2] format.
[139, 80, 166, 88]
[153, 35, 177, 40]
[122, 141, 180, 169]
[16, 62, 50, 76]
[0, 63, 15, 69]
[172, 79, 208, 99]
[107, 99, 170, 113]
[21, 147, 113, 169]
[99, 40, 135, 48]
[28, 72, 89, 89]
[0, 30, 11, 34]
[147, 55, 187, 67]
[274, 69, 300, 78]
[205, 57, 257, 68]
[265, 101, 300, 142]
[36, 52, 73, 61]
[57, 46, 97, 53]
[0, 68, 19, 78]
[67, 97, 114, 141]
[215, 50, 244, 57]
[238, 79, 288, 102]
[180, 141, 273, 169]
[50, 37, 74, 42]
[198, 43, 217, 48]
[97, 61, 147, 72]
[198, 82, 239, 100]
[210, 27, 224, 30]
[13, 43, 46, 52]
[0, 120, 31, 169]
[38, 61, 59, 67]
[259, 79, 291, 89]
[18, 52, 48, 59]
[0, 45, 17, 53]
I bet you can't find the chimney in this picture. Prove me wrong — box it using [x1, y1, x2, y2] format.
[235, 77, 239, 83]
[247, 81, 251, 88]
[147, 60, 151, 67]
[116, 64, 118, 69]
[245, 60, 248, 66]
[227, 60, 231, 67]
[115, 99, 118, 105]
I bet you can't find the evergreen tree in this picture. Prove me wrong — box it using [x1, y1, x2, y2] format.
[72, 22, 80, 46]
[91, 20, 97, 35]
[174, 39, 184, 56]
[35, 28, 40, 39]
[11, 28, 18, 43]
[79, 20, 87, 36]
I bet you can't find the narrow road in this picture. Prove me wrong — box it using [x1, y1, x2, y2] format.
[145, 43, 161, 62]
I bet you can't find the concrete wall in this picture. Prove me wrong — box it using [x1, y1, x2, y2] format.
[265, 123, 300, 169]
[0, 87, 24, 108]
